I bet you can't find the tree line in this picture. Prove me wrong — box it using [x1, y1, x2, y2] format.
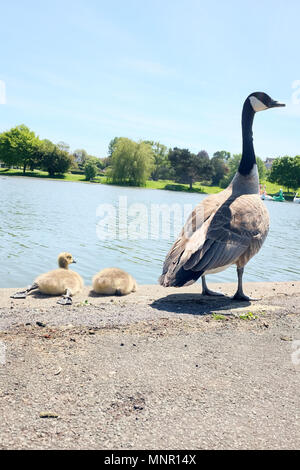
[107, 137, 267, 189]
[0, 125, 106, 180]
[0, 125, 299, 190]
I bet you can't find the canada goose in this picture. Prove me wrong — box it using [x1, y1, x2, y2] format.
[10, 252, 84, 305]
[92, 268, 137, 296]
[159, 92, 285, 301]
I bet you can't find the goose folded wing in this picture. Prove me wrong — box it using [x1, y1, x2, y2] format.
[182, 204, 252, 273]
[160, 197, 217, 278]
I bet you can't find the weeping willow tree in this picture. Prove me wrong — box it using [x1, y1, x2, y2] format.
[109, 138, 154, 186]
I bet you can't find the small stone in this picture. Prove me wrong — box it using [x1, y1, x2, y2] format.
[280, 335, 292, 341]
[39, 412, 59, 419]
[36, 321, 46, 328]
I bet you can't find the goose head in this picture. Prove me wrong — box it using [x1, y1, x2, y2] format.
[58, 252, 76, 269]
[237, 91, 285, 180]
[248, 92, 285, 112]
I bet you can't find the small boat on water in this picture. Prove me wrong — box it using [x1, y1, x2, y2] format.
[260, 185, 286, 202]
[272, 188, 285, 202]
[261, 193, 273, 201]
[293, 192, 300, 204]
[259, 184, 273, 201]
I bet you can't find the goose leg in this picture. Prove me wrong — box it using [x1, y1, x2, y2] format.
[57, 288, 73, 305]
[10, 282, 39, 299]
[233, 267, 259, 301]
[201, 276, 224, 297]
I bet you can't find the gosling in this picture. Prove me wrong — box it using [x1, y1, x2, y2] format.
[10, 252, 84, 305]
[92, 268, 137, 296]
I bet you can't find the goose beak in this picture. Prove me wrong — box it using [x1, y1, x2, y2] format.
[270, 100, 285, 108]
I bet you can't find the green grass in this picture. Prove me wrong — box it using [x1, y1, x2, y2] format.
[212, 313, 227, 321]
[0, 168, 87, 182]
[238, 312, 258, 321]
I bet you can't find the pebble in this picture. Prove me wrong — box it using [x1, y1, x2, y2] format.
[39, 412, 59, 419]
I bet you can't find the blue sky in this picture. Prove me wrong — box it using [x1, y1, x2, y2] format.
[0, 0, 299, 159]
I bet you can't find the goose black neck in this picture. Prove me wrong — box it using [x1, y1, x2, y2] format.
[238, 98, 256, 176]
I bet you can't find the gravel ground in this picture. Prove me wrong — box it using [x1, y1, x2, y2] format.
[0, 282, 299, 450]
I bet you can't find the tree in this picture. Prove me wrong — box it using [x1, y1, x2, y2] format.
[268, 156, 300, 192]
[256, 157, 266, 181]
[0, 124, 38, 173]
[87, 155, 105, 172]
[196, 150, 214, 183]
[144, 141, 174, 180]
[213, 150, 231, 161]
[57, 141, 70, 153]
[39, 140, 74, 176]
[99, 157, 111, 169]
[110, 138, 154, 186]
[84, 159, 98, 181]
[73, 149, 88, 168]
[169, 148, 213, 189]
[108, 137, 122, 157]
[219, 154, 266, 188]
[211, 154, 229, 185]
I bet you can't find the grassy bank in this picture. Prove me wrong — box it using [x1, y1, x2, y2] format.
[1, 167, 298, 198]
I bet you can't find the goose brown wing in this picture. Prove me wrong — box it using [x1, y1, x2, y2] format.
[159, 193, 268, 287]
[159, 192, 227, 286]
[183, 194, 268, 273]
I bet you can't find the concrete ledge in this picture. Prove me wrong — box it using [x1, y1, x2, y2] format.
[1, 281, 300, 308]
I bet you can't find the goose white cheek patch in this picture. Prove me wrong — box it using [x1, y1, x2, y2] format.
[249, 96, 268, 112]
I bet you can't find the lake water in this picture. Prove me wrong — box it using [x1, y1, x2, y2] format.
[0, 176, 299, 288]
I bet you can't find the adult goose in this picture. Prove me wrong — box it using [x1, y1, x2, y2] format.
[11, 252, 84, 305]
[159, 92, 285, 300]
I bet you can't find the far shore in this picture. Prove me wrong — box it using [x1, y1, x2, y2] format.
[1, 168, 296, 198]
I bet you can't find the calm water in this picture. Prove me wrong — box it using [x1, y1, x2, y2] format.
[0, 176, 299, 288]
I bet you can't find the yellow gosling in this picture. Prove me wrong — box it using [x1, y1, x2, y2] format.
[11, 252, 84, 305]
[92, 268, 137, 296]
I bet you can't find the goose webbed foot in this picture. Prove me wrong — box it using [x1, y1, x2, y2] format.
[233, 267, 260, 301]
[202, 288, 224, 297]
[201, 276, 224, 297]
[57, 289, 72, 305]
[232, 292, 259, 302]
[10, 283, 38, 299]
[10, 290, 28, 299]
